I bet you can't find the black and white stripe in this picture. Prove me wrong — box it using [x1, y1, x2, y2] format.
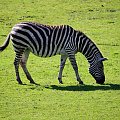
[0, 22, 107, 85]
[11, 23, 73, 57]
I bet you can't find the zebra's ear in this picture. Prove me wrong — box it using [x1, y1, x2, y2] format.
[98, 58, 108, 62]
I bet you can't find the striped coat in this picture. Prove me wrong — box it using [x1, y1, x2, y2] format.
[0, 22, 107, 85]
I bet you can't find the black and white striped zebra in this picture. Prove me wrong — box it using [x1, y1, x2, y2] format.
[0, 22, 107, 85]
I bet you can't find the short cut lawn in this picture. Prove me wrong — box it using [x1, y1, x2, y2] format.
[0, 0, 120, 120]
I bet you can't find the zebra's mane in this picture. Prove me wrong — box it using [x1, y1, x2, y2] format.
[76, 31, 104, 65]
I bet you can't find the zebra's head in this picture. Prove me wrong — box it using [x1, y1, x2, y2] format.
[89, 58, 108, 84]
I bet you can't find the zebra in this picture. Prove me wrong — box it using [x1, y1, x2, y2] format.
[0, 22, 107, 85]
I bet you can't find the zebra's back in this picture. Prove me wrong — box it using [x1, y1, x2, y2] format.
[10, 22, 74, 57]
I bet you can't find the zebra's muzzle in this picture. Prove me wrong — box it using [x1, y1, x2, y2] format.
[95, 76, 105, 84]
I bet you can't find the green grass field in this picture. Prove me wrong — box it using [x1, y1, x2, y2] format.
[0, 0, 120, 119]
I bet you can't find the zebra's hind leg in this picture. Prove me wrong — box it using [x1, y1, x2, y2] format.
[20, 49, 36, 84]
[14, 51, 24, 84]
[58, 55, 67, 84]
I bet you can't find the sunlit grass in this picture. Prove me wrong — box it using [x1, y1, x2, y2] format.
[0, 0, 120, 119]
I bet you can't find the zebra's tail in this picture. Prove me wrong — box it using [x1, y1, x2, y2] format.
[0, 33, 11, 52]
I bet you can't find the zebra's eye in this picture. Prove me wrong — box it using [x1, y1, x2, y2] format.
[99, 65, 103, 69]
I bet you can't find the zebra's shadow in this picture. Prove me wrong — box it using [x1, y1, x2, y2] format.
[45, 83, 120, 91]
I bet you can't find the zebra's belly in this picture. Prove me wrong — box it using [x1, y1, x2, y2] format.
[32, 47, 67, 57]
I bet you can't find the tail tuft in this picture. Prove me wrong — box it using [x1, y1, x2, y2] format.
[0, 34, 10, 52]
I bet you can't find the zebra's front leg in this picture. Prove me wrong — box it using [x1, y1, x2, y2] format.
[68, 55, 83, 85]
[58, 55, 67, 84]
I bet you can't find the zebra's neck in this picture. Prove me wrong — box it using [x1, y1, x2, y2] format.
[77, 31, 103, 66]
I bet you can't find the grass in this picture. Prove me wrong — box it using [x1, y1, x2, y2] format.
[0, 0, 120, 119]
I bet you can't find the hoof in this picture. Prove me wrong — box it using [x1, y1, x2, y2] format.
[30, 81, 36, 84]
[18, 81, 23, 85]
[58, 78, 63, 84]
[59, 81, 63, 84]
[79, 81, 84, 85]
[30, 81, 40, 85]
